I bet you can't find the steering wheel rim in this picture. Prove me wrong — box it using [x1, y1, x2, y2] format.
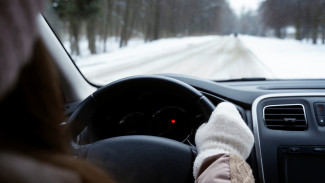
[67, 75, 215, 183]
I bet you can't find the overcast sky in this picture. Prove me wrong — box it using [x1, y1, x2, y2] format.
[227, 0, 264, 16]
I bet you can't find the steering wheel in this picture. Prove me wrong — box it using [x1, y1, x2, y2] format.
[67, 75, 215, 183]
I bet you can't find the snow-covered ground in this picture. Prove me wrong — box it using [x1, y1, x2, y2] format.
[66, 35, 325, 84]
[240, 35, 325, 79]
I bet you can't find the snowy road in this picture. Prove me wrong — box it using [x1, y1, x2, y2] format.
[79, 36, 275, 84]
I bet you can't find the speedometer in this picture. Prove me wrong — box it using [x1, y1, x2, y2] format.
[118, 112, 148, 135]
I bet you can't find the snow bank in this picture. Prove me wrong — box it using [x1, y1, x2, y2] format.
[63, 37, 144, 59]
[73, 36, 218, 69]
[240, 35, 325, 79]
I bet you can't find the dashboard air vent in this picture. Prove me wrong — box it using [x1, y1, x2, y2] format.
[263, 104, 307, 131]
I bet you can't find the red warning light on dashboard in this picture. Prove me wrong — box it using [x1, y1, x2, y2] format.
[171, 119, 176, 124]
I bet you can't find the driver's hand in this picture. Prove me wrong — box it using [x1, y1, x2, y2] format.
[193, 102, 254, 178]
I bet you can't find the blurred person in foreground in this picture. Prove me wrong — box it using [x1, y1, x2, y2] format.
[0, 0, 114, 182]
[0, 0, 254, 182]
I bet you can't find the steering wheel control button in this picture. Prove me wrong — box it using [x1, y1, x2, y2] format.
[314, 147, 325, 153]
[289, 147, 300, 153]
[316, 116, 325, 126]
[314, 103, 325, 115]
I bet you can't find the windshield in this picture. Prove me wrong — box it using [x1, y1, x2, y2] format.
[44, 0, 325, 85]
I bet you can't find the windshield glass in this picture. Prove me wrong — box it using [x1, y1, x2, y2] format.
[45, 0, 325, 85]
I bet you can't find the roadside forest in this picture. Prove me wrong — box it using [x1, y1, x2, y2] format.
[48, 0, 325, 56]
[260, 0, 325, 44]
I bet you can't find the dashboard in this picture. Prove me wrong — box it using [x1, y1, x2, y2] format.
[69, 74, 325, 183]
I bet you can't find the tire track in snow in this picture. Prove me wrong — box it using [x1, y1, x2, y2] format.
[155, 37, 274, 80]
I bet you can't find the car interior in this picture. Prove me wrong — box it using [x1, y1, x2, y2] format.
[39, 3, 325, 182]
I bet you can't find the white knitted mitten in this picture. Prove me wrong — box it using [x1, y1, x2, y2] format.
[193, 102, 254, 178]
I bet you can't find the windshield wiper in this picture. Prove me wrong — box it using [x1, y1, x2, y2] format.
[216, 77, 267, 82]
